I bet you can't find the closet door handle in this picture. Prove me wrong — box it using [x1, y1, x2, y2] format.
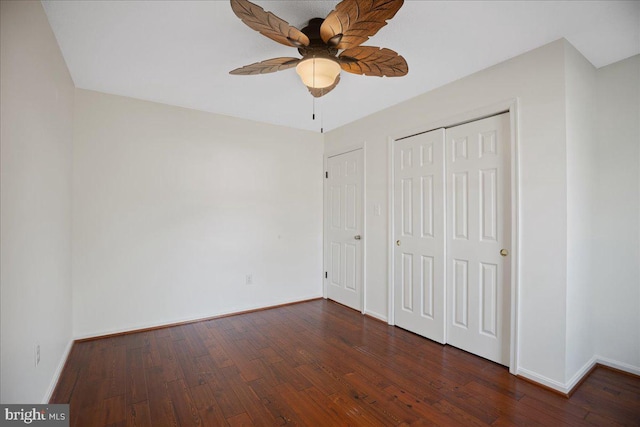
[354, 235, 362, 240]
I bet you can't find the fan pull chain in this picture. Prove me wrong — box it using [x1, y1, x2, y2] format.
[313, 93, 324, 133]
[312, 57, 316, 121]
[320, 96, 324, 133]
[310, 56, 323, 133]
[312, 97, 323, 133]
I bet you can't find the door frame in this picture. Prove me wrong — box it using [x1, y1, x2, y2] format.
[323, 144, 366, 314]
[387, 99, 521, 374]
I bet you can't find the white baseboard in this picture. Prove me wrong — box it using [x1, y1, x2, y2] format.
[516, 367, 571, 394]
[42, 338, 74, 403]
[596, 355, 640, 376]
[363, 309, 387, 322]
[73, 294, 323, 341]
[518, 355, 640, 395]
[565, 355, 599, 392]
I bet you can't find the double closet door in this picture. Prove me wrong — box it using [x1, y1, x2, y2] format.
[393, 113, 511, 366]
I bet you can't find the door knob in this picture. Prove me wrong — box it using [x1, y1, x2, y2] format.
[396, 240, 401, 246]
[500, 249, 509, 257]
[354, 235, 361, 240]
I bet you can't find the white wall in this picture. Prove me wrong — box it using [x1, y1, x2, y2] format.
[564, 43, 598, 383]
[0, 1, 74, 403]
[72, 90, 324, 337]
[593, 55, 640, 372]
[326, 39, 570, 386]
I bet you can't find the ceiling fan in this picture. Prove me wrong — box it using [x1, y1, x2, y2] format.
[229, 0, 408, 98]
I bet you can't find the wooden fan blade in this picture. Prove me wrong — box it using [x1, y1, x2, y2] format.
[339, 46, 408, 77]
[307, 75, 341, 98]
[230, 0, 310, 48]
[230, 57, 300, 75]
[320, 0, 404, 50]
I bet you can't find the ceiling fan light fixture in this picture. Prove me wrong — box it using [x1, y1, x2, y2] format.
[296, 57, 341, 89]
[229, 0, 408, 97]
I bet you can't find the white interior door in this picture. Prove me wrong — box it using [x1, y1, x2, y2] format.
[445, 112, 511, 366]
[326, 149, 363, 311]
[393, 129, 446, 344]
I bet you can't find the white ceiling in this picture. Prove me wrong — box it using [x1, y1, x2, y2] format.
[42, 1, 640, 132]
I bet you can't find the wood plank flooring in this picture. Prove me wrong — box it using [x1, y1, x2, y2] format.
[50, 299, 640, 426]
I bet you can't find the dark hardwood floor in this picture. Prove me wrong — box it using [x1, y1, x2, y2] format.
[51, 299, 640, 426]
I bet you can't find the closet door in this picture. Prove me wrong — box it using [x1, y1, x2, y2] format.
[393, 129, 446, 344]
[445, 113, 511, 366]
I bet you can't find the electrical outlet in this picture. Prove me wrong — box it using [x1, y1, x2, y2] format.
[35, 344, 40, 367]
[245, 274, 253, 285]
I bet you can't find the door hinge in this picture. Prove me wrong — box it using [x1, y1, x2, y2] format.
[325, 271, 328, 279]
[325, 171, 328, 179]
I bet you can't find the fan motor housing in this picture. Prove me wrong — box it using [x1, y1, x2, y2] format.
[298, 18, 339, 58]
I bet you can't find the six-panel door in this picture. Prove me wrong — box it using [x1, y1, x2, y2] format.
[326, 149, 363, 311]
[393, 129, 446, 344]
[445, 113, 511, 366]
